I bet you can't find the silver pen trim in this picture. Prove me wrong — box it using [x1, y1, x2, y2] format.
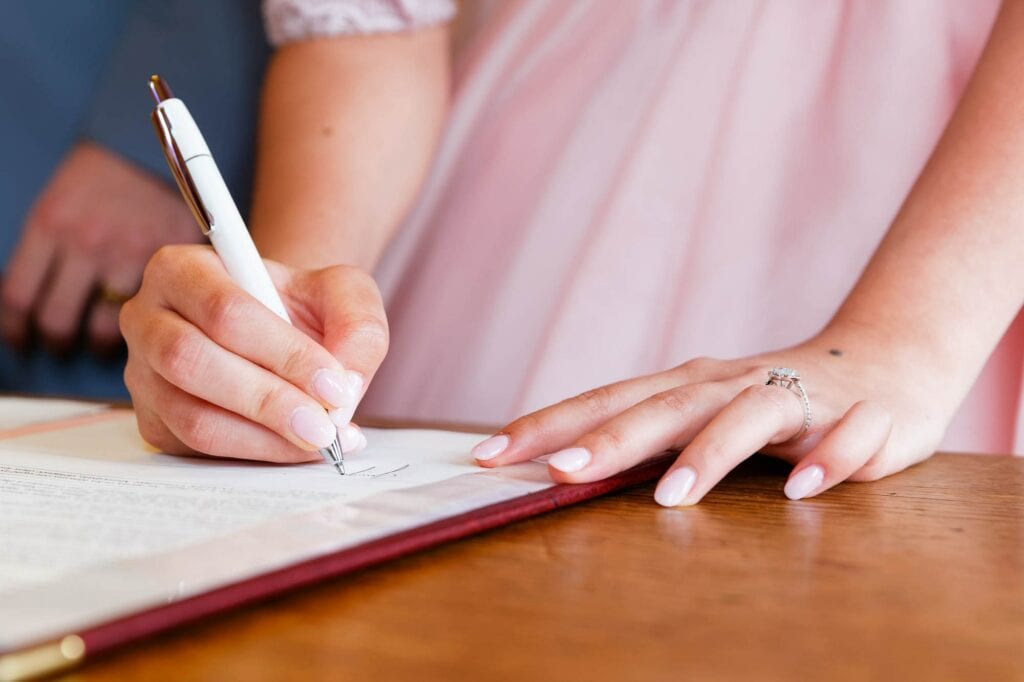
[318, 438, 346, 476]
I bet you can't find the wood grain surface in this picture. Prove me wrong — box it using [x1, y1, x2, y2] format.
[60, 452, 1024, 681]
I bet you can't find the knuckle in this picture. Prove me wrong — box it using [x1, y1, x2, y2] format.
[338, 316, 390, 356]
[851, 400, 892, 428]
[740, 383, 776, 404]
[575, 386, 616, 417]
[205, 289, 250, 338]
[142, 247, 174, 289]
[678, 356, 718, 374]
[136, 413, 180, 454]
[698, 439, 729, 466]
[648, 388, 692, 415]
[588, 425, 629, 453]
[147, 244, 181, 275]
[252, 384, 284, 422]
[118, 298, 136, 337]
[176, 407, 223, 454]
[151, 432, 185, 455]
[156, 327, 207, 385]
[740, 383, 792, 414]
[339, 264, 381, 293]
[145, 244, 209, 285]
[136, 418, 166, 450]
[278, 339, 311, 382]
[503, 411, 551, 442]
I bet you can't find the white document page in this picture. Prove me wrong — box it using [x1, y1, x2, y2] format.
[0, 407, 553, 651]
[0, 397, 108, 431]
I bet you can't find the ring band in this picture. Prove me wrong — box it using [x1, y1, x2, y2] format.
[765, 367, 812, 442]
[95, 285, 133, 306]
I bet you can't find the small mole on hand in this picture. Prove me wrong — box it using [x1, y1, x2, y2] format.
[321, 125, 334, 137]
[829, 349, 843, 357]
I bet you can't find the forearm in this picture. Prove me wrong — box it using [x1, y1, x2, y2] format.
[827, 0, 1024, 404]
[249, 26, 450, 270]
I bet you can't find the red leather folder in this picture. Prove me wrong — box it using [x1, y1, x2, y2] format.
[0, 440, 670, 678]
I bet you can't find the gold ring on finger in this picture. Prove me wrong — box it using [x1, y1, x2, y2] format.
[95, 284, 134, 306]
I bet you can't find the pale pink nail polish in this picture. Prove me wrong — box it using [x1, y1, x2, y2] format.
[784, 464, 825, 500]
[548, 447, 591, 473]
[342, 371, 364, 402]
[654, 466, 697, 507]
[328, 408, 349, 431]
[290, 406, 337, 449]
[338, 423, 363, 452]
[327, 371, 365, 426]
[312, 368, 349, 408]
[472, 434, 509, 461]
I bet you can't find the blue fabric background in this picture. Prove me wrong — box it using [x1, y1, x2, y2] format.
[0, 1, 268, 399]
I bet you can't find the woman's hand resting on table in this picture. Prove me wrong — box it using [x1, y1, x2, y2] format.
[474, 335, 954, 505]
[120, 245, 388, 462]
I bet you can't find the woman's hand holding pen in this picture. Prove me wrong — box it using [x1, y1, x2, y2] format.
[120, 244, 388, 462]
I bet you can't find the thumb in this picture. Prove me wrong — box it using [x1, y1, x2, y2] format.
[319, 265, 389, 380]
[280, 263, 389, 422]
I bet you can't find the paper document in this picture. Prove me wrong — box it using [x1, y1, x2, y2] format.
[0, 405, 553, 651]
[0, 397, 108, 431]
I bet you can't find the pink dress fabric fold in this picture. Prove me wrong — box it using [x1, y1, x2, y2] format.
[270, 1, 1023, 454]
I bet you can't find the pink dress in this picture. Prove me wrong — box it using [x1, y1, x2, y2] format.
[265, 0, 1023, 454]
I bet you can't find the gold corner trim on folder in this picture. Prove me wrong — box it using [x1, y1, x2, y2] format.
[0, 635, 85, 681]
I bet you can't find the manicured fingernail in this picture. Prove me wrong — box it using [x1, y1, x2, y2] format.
[338, 423, 364, 453]
[290, 406, 337, 449]
[312, 368, 349, 408]
[547, 447, 591, 473]
[327, 371, 365, 425]
[784, 464, 825, 500]
[472, 434, 509, 461]
[654, 466, 697, 507]
[344, 370, 364, 400]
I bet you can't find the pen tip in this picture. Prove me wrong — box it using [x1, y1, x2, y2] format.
[334, 461, 346, 476]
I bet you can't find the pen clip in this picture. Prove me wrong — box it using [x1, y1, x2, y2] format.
[148, 76, 215, 235]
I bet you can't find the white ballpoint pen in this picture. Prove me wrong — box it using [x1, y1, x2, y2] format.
[147, 75, 346, 475]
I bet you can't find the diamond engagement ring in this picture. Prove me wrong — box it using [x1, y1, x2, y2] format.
[765, 367, 812, 442]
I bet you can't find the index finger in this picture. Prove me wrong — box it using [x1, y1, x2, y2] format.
[138, 245, 356, 413]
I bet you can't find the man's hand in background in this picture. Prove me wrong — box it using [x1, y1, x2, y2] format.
[0, 140, 199, 355]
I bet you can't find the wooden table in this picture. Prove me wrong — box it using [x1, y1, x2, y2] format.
[62, 452, 1024, 681]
